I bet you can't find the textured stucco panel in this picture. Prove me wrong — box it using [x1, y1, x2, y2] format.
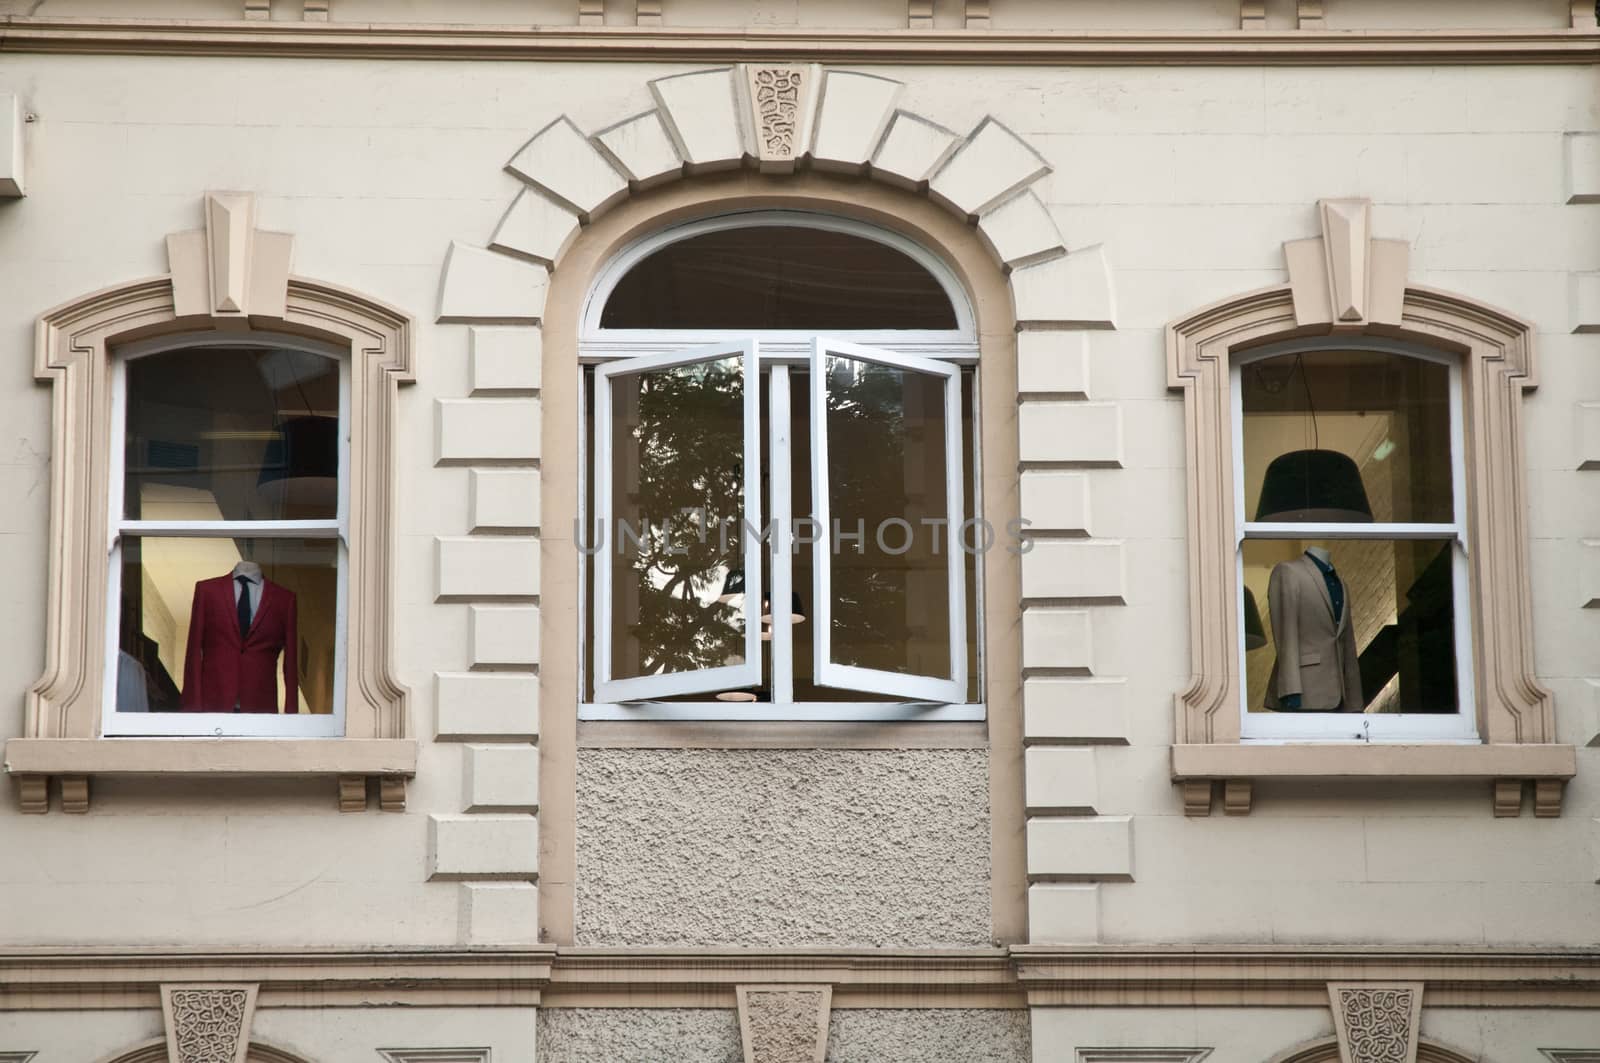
[534, 1008, 1029, 1063]
[826, 1009, 1030, 1063]
[537, 1008, 741, 1063]
[575, 749, 991, 946]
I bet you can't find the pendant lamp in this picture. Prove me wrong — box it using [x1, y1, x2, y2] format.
[1254, 448, 1372, 523]
[257, 415, 339, 512]
[1243, 587, 1266, 651]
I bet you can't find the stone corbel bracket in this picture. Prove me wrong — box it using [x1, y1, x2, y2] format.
[161, 982, 259, 1063]
[1329, 982, 1423, 1063]
[167, 190, 294, 326]
[736, 984, 832, 1063]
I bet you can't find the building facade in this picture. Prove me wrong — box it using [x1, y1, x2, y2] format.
[1, 2, 1598, 1061]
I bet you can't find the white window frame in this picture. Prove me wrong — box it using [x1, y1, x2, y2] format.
[809, 337, 968, 705]
[591, 340, 764, 703]
[579, 211, 983, 722]
[102, 331, 351, 738]
[1231, 336, 1477, 743]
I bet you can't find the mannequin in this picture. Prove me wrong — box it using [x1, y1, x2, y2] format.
[180, 559, 299, 713]
[1264, 547, 1364, 712]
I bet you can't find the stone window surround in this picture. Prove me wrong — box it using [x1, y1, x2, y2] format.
[1166, 198, 1576, 817]
[2, 191, 417, 814]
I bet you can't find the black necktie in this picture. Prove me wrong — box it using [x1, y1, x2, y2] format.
[237, 575, 253, 639]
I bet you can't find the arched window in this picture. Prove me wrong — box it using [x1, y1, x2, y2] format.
[580, 211, 981, 720]
[107, 334, 349, 737]
[1234, 340, 1474, 741]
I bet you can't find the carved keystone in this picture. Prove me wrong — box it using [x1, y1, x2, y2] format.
[1328, 982, 1423, 1063]
[742, 65, 820, 174]
[1283, 198, 1409, 330]
[736, 984, 831, 1063]
[161, 983, 259, 1063]
[166, 191, 293, 324]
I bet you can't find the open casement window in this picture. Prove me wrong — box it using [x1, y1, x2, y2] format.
[105, 334, 350, 738]
[809, 339, 967, 704]
[1233, 340, 1474, 743]
[592, 341, 763, 703]
[580, 211, 982, 722]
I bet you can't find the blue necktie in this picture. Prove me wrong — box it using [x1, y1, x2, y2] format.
[236, 575, 253, 639]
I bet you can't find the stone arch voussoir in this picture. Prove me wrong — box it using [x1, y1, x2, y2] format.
[436, 64, 1117, 331]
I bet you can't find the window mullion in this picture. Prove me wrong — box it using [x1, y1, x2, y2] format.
[769, 366, 794, 705]
[942, 369, 968, 698]
[593, 366, 616, 690]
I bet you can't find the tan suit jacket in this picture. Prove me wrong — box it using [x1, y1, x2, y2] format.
[1264, 554, 1364, 712]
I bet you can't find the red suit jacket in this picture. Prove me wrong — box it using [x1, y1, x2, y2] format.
[180, 575, 298, 713]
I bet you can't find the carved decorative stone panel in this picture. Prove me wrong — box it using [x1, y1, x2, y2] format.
[1328, 982, 1423, 1063]
[736, 984, 831, 1063]
[742, 66, 817, 172]
[161, 983, 259, 1063]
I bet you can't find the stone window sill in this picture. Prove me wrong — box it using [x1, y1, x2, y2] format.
[4, 737, 416, 814]
[1170, 742, 1577, 817]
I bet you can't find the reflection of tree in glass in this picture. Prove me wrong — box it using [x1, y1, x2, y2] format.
[826, 359, 909, 665]
[626, 359, 745, 675]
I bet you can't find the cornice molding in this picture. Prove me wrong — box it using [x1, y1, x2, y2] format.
[7, 947, 1600, 1012]
[545, 948, 1020, 1008]
[0, 949, 556, 1010]
[1013, 947, 1600, 1007]
[0, 17, 1597, 65]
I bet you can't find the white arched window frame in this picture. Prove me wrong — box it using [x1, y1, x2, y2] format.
[102, 331, 352, 738]
[580, 210, 983, 722]
[1231, 336, 1476, 742]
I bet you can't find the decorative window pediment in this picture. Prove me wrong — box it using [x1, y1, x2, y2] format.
[3, 192, 416, 813]
[1166, 198, 1575, 816]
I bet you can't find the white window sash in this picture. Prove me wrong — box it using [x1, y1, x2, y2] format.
[1230, 342, 1477, 741]
[591, 339, 763, 703]
[808, 337, 967, 705]
[103, 346, 352, 737]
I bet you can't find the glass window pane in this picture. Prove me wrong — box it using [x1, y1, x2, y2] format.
[124, 346, 340, 522]
[1240, 349, 1452, 524]
[790, 368, 979, 703]
[600, 226, 958, 331]
[116, 536, 337, 714]
[1242, 537, 1458, 715]
[606, 356, 748, 683]
[821, 353, 954, 683]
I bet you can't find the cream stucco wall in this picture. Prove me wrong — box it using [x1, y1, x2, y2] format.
[0, 28, 1598, 1063]
[0, 44, 1596, 951]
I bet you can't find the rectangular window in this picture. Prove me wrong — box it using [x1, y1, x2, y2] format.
[1233, 342, 1475, 742]
[104, 339, 349, 738]
[582, 338, 981, 721]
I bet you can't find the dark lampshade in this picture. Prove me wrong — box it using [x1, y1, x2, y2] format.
[257, 415, 339, 510]
[1254, 448, 1373, 523]
[1243, 587, 1266, 651]
[761, 593, 807, 625]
